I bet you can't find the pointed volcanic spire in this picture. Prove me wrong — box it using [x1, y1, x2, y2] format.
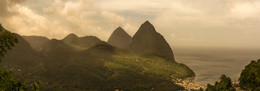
[107, 26, 132, 49]
[127, 21, 175, 61]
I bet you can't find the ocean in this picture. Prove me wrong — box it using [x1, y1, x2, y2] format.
[174, 47, 260, 84]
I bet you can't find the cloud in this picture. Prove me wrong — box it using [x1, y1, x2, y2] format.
[1, 0, 260, 48]
[0, 0, 138, 41]
[0, 0, 26, 17]
[100, 11, 138, 36]
[151, 0, 260, 48]
[230, 2, 260, 20]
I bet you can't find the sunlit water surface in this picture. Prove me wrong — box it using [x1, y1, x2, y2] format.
[174, 47, 260, 84]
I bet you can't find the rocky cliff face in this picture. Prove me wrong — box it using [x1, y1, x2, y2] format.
[107, 27, 132, 49]
[127, 21, 175, 61]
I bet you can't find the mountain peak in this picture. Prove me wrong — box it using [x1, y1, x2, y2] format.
[138, 21, 156, 33]
[116, 26, 123, 30]
[113, 27, 128, 34]
[107, 27, 132, 49]
[128, 21, 175, 61]
[63, 33, 78, 42]
[144, 20, 151, 25]
[66, 33, 78, 38]
[143, 21, 153, 27]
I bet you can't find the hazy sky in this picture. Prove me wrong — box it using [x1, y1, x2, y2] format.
[1, 0, 260, 49]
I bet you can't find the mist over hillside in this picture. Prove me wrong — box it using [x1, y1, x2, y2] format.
[62, 33, 102, 50]
[23, 36, 49, 51]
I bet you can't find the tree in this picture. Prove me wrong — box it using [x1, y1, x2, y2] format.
[206, 74, 235, 91]
[0, 69, 27, 90]
[0, 24, 41, 91]
[0, 24, 18, 60]
[215, 75, 235, 91]
[239, 59, 260, 90]
[206, 84, 216, 91]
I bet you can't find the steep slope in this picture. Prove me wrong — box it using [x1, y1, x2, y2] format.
[23, 35, 49, 51]
[0, 32, 44, 78]
[40, 39, 76, 59]
[107, 27, 132, 49]
[0, 23, 195, 90]
[62, 33, 102, 50]
[127, 21, 175, 61]
[37, 42, 194, 90]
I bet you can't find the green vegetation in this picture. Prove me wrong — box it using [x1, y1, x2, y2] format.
[0, 24, 18, 59]
[108, 55, 195, 79]
[0, 69, 41, 91]
[0, 25, 41, 91]
[205, 59, 260, 91]
[37, 43, 195, 90]
[40, 55, 194, 90]
[206, 74, 235, 91]
[239, 59, 260, 90]
[0, 69, 27, 90]
[3, 22, 195, 90]
[103, 55, 194, 90]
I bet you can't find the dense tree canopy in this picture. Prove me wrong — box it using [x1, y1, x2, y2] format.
[0, 69, 27, 90]
[206, 74, 235, 91]
[0, 24, 18, 60]
[0, 24, 40, 91]
[239, 59, 260, 90]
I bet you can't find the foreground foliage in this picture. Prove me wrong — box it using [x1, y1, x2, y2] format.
[206, 74, 235, 91]
[206, 59, 260, 91]
[239, 59, 260, 91]
[0, 69, 27, 91]
[0, 24, 18, 60]
[0, 24, 41, 91]
[0, 69, 41, 91]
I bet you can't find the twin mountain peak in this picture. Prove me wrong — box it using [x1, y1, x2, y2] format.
[21, 21, 175, 61]
[108, 21, 175, 61]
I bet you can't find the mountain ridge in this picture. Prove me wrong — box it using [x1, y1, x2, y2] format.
[0, 22, 194, 90]
[0, 26, 44, 80]
[62, 33, 102, 50]
[40, 39, 76, 59]
[23, 35, 49, 51]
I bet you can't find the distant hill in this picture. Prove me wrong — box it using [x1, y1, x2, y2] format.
[107, 27, 132, 49]
[0, 33, 44, 79]
[127, 21, 175, 61]
[23, 35, 49, 51]
[39, 39, 76, 59]
[62, 33, 102, 50]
